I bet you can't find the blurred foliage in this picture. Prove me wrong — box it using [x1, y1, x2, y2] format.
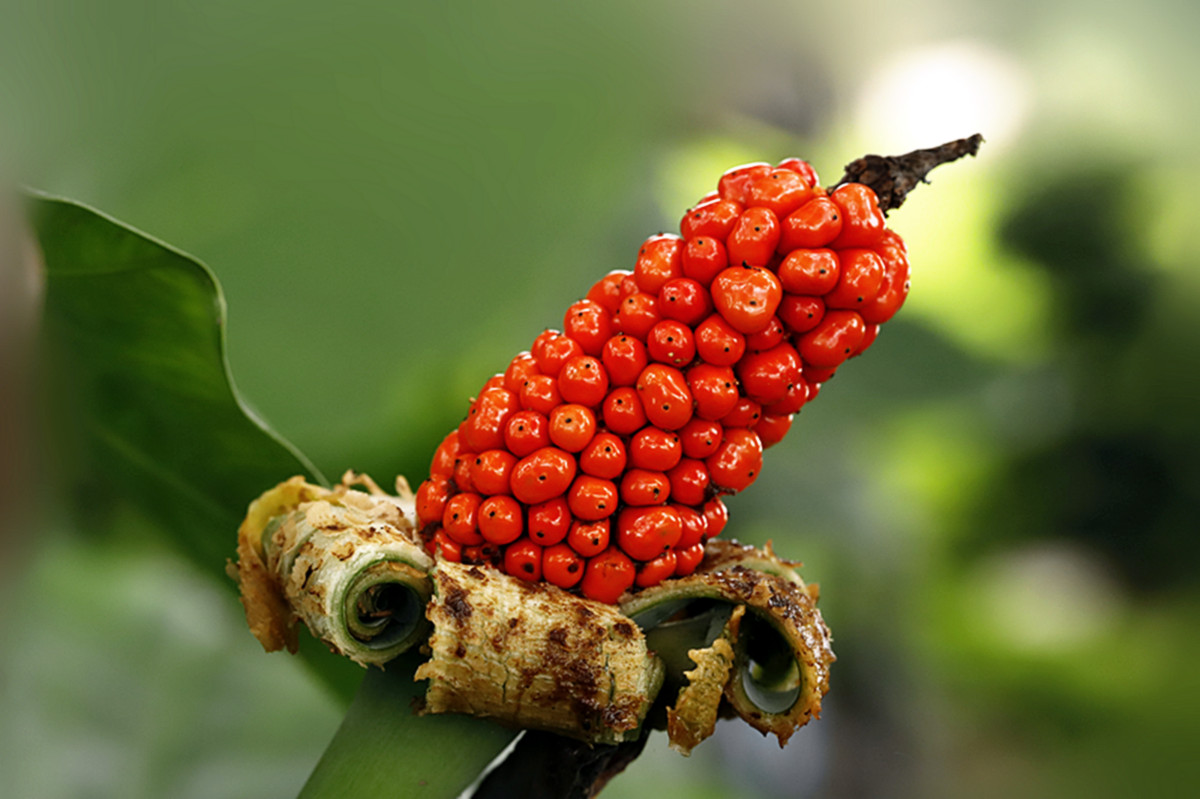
[3, 0, 1199, 798]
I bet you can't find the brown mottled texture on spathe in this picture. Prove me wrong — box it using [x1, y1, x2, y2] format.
[415, 561, 663, 744]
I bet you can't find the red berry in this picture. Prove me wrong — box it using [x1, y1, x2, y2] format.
[477, 495, 524, 545]
[635, 364, 694, 430]
[532, 329, 582, 377]
[680, 197, 742, 241]
[578, 432, 628, 479]
[803, 365, 838, 385]
[679, 418, 724, 459]
[777, 294, 825, 335]
[527, 497, 572, 546]
[416, 476, 452, 528]
[702, 497, 729, 538]
[763, 378, 811, 416]
[746, 168, 814, 218]
[736, 342, 802, 405]
[717, 162, 772, 204]
[798, 309, 866, 369]
[633, 233, 684, 294]
[430, 430, 462, 478]
[754, 413, 793, 448]
[504, 410, 551, 457]
[542, 544, 584, 589]
[776, 157, 819, 187]
[681, 236, 728, 286]
[563, 299, 613, 356]
[580, 547, 636, 603]
[453, 451, 477, 493]
[443, 492, 484, 546]
[503, 352, 541, 394]
[779, 196, 842, 251]
[510, 446, 577, 505]
[557, 355, 610, 407]
[602, 386, 649, 435]
[504, 539, 543, 582]
[824, 249, 884, 310]
[694, 313, 746, 366]
[745, 315, 786, 352]
[675, 504, 708, 548]
[853, 323, 881, 357]
[628, 427, 683, 471]
[720, 397, 762, 428]
[777, 249, 840, 296]
[674, 542, 705, 576]
[617, 506, 683, 561]
[616, 292, 662, 340]
[706, 428, 763, 492]
[829, 183, 885, 248]
[658, 277, 713, 326]
[470, 449, 517, 495]
[586, 270, 630, 315]
[711, 266, 783, 334]
[646, 320, 696, 366]
[601, 334, 649, 387]
[686, 362, 740, 421]
[635, 550, 678, 588]
[568, 518, 610, 558]
[619, 468, 672, 506]
[667, 457, 711, 505]
[430, 529, 463, 563]
[860, 230, 910, 324]
[462, 387, 520, 452]
[548, 403, 597, 453]
[519, 374, 562, 415]
[726, 207, 781, 268]
[567, 475, 619, 521]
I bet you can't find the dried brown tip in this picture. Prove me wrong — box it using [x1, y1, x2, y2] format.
[836, 133, 984, 213]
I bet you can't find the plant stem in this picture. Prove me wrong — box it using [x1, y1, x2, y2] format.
[836, 133, 984, 213]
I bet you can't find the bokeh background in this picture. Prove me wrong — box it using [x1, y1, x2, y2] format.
[2, 1, 1198, 797]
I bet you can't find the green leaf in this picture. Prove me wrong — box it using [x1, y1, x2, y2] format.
[299, 653, 517, 799]
[30, 193, 362, 698]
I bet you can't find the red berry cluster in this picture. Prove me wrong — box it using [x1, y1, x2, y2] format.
[415, 158, 910, 603]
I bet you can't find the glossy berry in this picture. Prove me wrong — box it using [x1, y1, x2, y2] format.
[616, 505, 683, 561]
[532, 330, 583, 377]
[694, 314, 746, 366]
[727, 207, 781, 268]
[586, 270, 629, 315]
[578, 432, 628, 479]
[674, 542, 705, 576]
[779, 196, 842, 252]
[478, 495, 524, 545]
[681, 236, 728, 286]
[619, 468, 672, 506]
[824, 249, 884, 310]
[443, 492, 484, 546]
[519, 374, 562, 415]
[548, 403, 597, 453]
[510, 447, 577, 505]
[720, 397, 762, 429]
[635, 364, 694, 430]
[736, 342, 802, 406]
[416, 476, 452, 528]
[463, 387, 519, 452]
[527, 498, 572, 546]
[504, 539, 543, 582]
[563, 299, 613, 356]
[777, 294, 825, 335]
[702, 497, 729, 539]
[471, 449, 517, 496]
[635, 550, 677, 588]
[658, 277, 713, 326]
[667, 457, 711, 506]
[616, 292, 662, 340]
[754, 413, 793, 448]
[634, 233, 684, 294]
[628, 427, 683, 472]
[558, 355, 609, 407]
[776, 157, 819, 187]
[675, 504, 709, 549]
[798, 309, 867, 369]
[686, 362, 740, 421]
[746, 168, 814, 218]
[601, 334, 649, 387]
[829, 183, 885, 248]
[717, 163, 772, 204]
[567, 475, 619, 521]
[580, 547, 636, 603]
[504, 410, 551, 457]
[744, 315, 785, 352]
[602, 386, 649, 435]
[646, 320, 696, 366]
[568, 518, 610, 558]
[503, 352, 540, 394]
[542, 544, 584, 589]
[706, 428, 763, 492]
[430, 431, 462, 478]
[860, 230, 910, 324]
[711, 266, 783, 334]
[778, 248, 840, 296]
[678, 418, 724, 459]
[681, 197, 742, 241]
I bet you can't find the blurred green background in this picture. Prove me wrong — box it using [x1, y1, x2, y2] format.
[3, 0, 1199, 797]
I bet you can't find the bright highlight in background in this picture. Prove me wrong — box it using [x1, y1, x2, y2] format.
[856, 41, 1031, 151]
